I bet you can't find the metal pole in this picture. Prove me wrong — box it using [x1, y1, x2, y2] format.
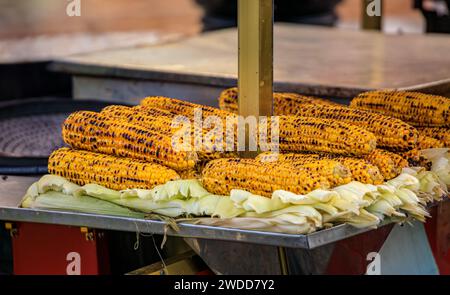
[238, 0, 274, 118]
[278, 247, 290, 275]
[362, 0, 383, 31]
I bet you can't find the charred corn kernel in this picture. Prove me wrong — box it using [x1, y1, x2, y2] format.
[140, 96, 235, 121]
[416, 135, 445, 150]
[274, 92, 339, 113]
[400, 149, 432, 170]
[350, 90, 450, 127]
[101, 105, 175, 137]
[282, 104, 418, 151]
[178, 170, 200, 180]
[197, 151, 239, 161]
[62, 111, 198, 171]
[288, 161, 351, 187]
[202, 158, 330, 197]
[417, 135, 445, 150]
[364, 149, 407, 180]
[278, 116, 377, 156]
[256, 152, 321, 163]
[48, 148, 180, 190]
[102, 105, 174, 121]
[331, 157, 384, 185]
[417, 127, 450, 147]
[255, 153, 350, 187]
[388, 151, 410, 170]
[218, 87, 338, 114]
[218, 88, 239, 113]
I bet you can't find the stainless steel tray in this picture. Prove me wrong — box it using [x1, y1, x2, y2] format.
[0, 206, 387, 249]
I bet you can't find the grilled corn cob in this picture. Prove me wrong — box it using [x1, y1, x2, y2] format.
[202, 158, 330, 197]
[417, 127, 450, 147]
[140, 96, 235, 121]
[256, 152, 384, 185]
[416, 135, 445, 150]
[62, 111, 198, 171]
[101, 105, 236, 161]
[281, 104, 418, 151]
[331, 157, 384, 185]
[255, 153, 350, 187]
[278, 116, 377, 156]
[350, 90, 450, 127]
[218, 87, 338, 114]
[364, 149, 407, 180]
[48, 148, 180, 191]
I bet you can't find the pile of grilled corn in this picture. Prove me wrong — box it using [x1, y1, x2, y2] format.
[203, 88, 448, 197]
[43, 88, 449, 230]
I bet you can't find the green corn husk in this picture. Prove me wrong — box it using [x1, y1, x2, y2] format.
[23, 190, 145, 218]
[212, 197, 247, 218]
[26, 177, 227, 218]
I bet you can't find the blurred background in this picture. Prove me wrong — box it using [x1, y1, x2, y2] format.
[0, 0, 448, 99]
[0, 0, 446, 101]
[0, 0, 428, 39]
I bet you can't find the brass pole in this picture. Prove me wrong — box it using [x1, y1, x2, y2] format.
[278, 247, 289, 275]
[362, 0, 383, 31]
[238, 0, 274, 156]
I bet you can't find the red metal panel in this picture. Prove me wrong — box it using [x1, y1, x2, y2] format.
[325, 224, 394, 275]
[11, 222, 109, 275]
[425, 202, 450, 275]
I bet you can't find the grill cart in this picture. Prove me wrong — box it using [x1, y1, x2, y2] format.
[1, 0, 449, 275]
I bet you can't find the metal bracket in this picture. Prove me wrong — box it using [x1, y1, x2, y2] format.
[4, 222, 18, 238]
[80, 227, 95, 241]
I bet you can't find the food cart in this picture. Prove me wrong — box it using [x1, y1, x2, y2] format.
[0, 0, 449, 275]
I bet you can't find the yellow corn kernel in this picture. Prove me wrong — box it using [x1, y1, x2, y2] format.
[417, 127, 450, 147]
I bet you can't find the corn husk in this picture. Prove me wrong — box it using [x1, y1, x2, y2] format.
[23, 190, 144, 218]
